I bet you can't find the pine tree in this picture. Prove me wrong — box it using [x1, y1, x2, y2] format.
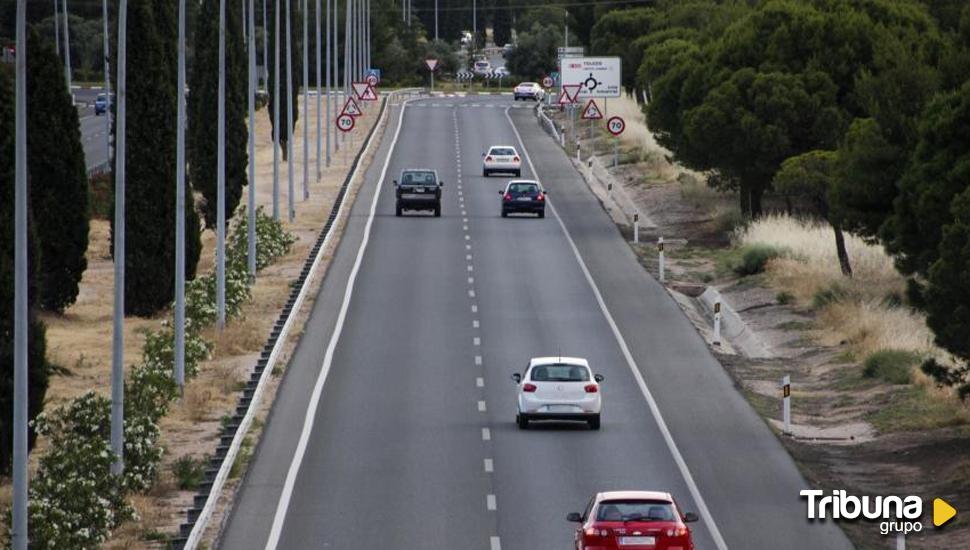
[26, 28, 89, 313]
[493, 0, 512, 47]
[112, 0, 201, 315]
[0, 66, 51, 473]
[189, 0, 249, 229]
[267, 0, 303, 160]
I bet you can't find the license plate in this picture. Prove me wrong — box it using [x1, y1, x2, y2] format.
[545, 404, 579, 413]
[516, 197, 532, 201]
[619, 536, 655, 546]
[412, 187, 424, 193]
[402, 194, 424, 199]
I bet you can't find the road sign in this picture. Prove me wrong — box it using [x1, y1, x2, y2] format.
[542, 76, 554, 88]
[561, 57, 622, 98]
[456, 70, 474, 81]
[557, 89, 571, 105]
[336, 113, 355, 132]
[360, 84, 378, 101]
[557, 46, 585, 58]
[425, 59, 439, 71]
[607, 116, 625, 136]
[365, 74, 379, 87]
[581, 99, 603, 120]
[364, 68, 381, 84]
[352, 81, 371, 100]
[341, 96, 362, 116]
[561, 84, 581, 103]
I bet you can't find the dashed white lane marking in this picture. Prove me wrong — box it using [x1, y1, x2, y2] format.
[469, 289, 476, 298]
[466, 244, 472, 250]
[476, 377, 485, 388]
[484, 458, 493, 472]
[475, 355, 482, 365]
[466, 254, 472, 260]
[481, 427, 491, 441]
[473, 319, 480, 328]
[463, 224, 469, 231]
[467, 265, 474, 272]
[465, 235, 471, 240]
[486, 494, 497, 511]
[490, 536, 502, 550]
[471, 304, 478, 313]
[462, 210, 468, 216]
[468, 277, 474, 284]
[473, 336, 481, 346]
[463, 218, 469, 223]
[478, 400, 487, 412]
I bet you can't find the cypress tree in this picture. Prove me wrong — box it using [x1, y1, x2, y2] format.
[493, 0, 512, 47]
[26, 28, 89, 313]
[189, 0, 249, 229]
[0, 66, 51, 473]
[112, 0, 201, 316]
[267, 0, 302, 159]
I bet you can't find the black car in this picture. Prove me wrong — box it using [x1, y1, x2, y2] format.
[394, 169, 443, 217]
[500, 180, 546, 218]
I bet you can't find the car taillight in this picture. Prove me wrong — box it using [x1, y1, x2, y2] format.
[504, 193, 512, 201]
[486, 156, 493, 162]
[536, 193, 544, 201]
[584, 384, 598, 393]
[513, 156, 520, 162]
[668, 526, 689, 537]
[523, 383, 537, 392]
[584, 527, 610, 538]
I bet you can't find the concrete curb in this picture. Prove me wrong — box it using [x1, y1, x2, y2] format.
[697, 287, 772, 359]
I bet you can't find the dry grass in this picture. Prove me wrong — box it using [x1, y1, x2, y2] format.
[182, 385, 215, 422]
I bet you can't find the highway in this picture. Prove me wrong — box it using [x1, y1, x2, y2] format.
[73, 87, 111, 172]
[218, 95, 853, 549]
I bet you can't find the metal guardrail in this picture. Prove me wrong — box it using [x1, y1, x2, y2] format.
[171, 87, 420, 550]
[536, 104, 561, 144]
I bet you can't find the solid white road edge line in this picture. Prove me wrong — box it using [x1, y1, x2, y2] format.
[262, 98, 414, 550]
[503, 106, 730, 550]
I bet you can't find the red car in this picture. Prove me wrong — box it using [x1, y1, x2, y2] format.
[567, 491, 698, 550]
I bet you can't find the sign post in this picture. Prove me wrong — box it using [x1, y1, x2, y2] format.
[607, 116, 625, 168]
[633, 211, 640, 244]
[782, 375, 792, 435]
[425, 58, 438, 92]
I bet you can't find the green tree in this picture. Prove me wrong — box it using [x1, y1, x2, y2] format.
[774, 150, 853, 276]
[267, 0, 303, 160]
[591, 7, 657, 90]
[112, 0, 201, 316]
[884, 82, 970, 277]
[492, 0, 512, 47]
[924, 189, 970, 362]
[189, 0, 249, 229]
[25, 29, 89, 312]
[506, 21, 561, 79]
[0, 66, 51, 473]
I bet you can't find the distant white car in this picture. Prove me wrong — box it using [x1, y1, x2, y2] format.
[473, 59, 491, 75]
[513, 82, 543, 101]
[493, 66, 510, 77]
[483, 145, 521, 177]
[512, 357, 603, 430]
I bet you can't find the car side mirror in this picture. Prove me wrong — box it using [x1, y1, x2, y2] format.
[511, 373, 521, 383]
[594, 374, 604, 383]
[566, 512, 583, 523]
[482, 152, 486, 157]
[498, 190, 505, 195]
[392, 180, 398, 186]
[683, 512, 699, 523]
[439, 181, 444, 187]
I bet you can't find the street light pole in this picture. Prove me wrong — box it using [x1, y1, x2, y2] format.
[248, 0, 257, 278]
[62, 0, 73, 102]
[12, 1, 28, 546]
[217, 0, 227, 331]
[111, 0, 128, 479]
[286, 0, 295, 221]
[302, 0, 310, 199]
[272, 0, 280, 220]
[316, 0, 323, 176]
[435, 0, 439, 41]
[332, 0, 339, 153]
[175, 0, 187, 390]
[101, 0, 112, 164]
[324, 0, 331, 166]
[262, 0, 269, 86]
[54, 0, 60, 58]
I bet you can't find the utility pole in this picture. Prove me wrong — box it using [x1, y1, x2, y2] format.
[316, 0, 323, 176]
[272, 0, 280, 220]
[175, 0, 187, 389]
[286, 0, 295, 221]
[262, 0, 269, 86]
[54, 0, 60, 58]
[435, 0, 439, 41]
[101, 0, 112, 164]
[302, 0, 309, 199]
[217, 0, 227, 331]
[343, 0, 351, 100]
[324, 0, 331, 166]
[62, 0, 73, 102]
[248, 0, 257, 278]
[473, 0, 476, 40]
[12, 2, 28, 547]
[111, 0, 128, 479]
[332, 0, 339, 153]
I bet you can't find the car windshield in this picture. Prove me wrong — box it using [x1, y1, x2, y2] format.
[400, 171, 436, 186]
[596, 500, 677, 522]
[530, 364, 589, 382]
[508, 183, 538, 195]
[489, 147, 516, 156]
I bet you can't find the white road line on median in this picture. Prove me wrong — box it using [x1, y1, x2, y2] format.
[482, 427, 491, 441]
[486, 494, 497, 511]
[478, 400, 487, 412]
[475, 355, 483, 365]
[484, 458, 493, 472]
[463, 224, 469, 230]
[469, 289, 476, 298]
[504, 106, 730, 550]
[467, 265, 474, 272]
[490, 536, 502, 550]
[262, 100, 413, 550]
[466, 243, 471, 250]
[477, 377, 485, 388]
[468, 277, 475, 285]
[462, 210, 468, 216]
[471, 304, 478, 313]
[473, 336, 481, 346]
[473, 320, 480, 328]
[466, 253, 472, 260]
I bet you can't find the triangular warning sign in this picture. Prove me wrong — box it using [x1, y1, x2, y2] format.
[557, 89, 572, 105]
[581, 99, 603, 120]
[425, 59, 439, 71]
[341, 96, 362, 117]
[562, 84, 581, 103]
[360, 84, 378, 101]
[352, 81, 370, 100]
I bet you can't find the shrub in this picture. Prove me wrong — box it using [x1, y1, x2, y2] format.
[776, 291, 795, 305]
[733, 244, 784, 276]
[812, 283, 850, 309]
[171, 455, 206, 490]
[862, 350, 920, 385]
[921, 358, 970, 400]
[126, 361, 180, 425]
[184, 268, 251, 327]
[142, 320, 212, 376]
[88, 173, 113, 220]
[228, 206, 296, 272]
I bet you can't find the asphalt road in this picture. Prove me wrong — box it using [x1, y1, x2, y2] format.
[73, 86, 111, 171]
[218, 95, 854, 549]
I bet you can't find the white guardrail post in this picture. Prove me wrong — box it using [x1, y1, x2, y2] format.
[782, 375, 791, 435]
[633, 211, 639, 244]
[712, 299, 721, 345]
[657, 236, 665, 283]
[896, 533, 905, 550]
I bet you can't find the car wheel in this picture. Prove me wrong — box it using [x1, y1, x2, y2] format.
[483, 169, 489, 177]
[515, 170, 521, 177]
[538, 209, 545, 219]
[501, 210, 508, 218]
[395, 205, 402, 217]
[517, 414, 528, 430]
[588, 415, 601, 430]
[434, 205, 441, 217]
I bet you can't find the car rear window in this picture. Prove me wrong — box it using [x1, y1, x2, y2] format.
[475, 61, 488, 68]
[400, 171, 436, 186]
[596, 500, 676, 522]
[520, 82, 537, 87]
[508, 183, 538, 194]
[530, 364, 589, 382]
[489, 147, 516, 156]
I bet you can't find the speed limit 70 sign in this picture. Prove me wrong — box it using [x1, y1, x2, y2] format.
[607, 116, 625, 136]
[336, 113, 355, 132]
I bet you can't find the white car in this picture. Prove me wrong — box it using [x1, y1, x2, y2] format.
[473, 59, 491, 75]
[513, 82, 544, 101]
[483, 145, 521, 177]
[512, 357, 603, 430]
